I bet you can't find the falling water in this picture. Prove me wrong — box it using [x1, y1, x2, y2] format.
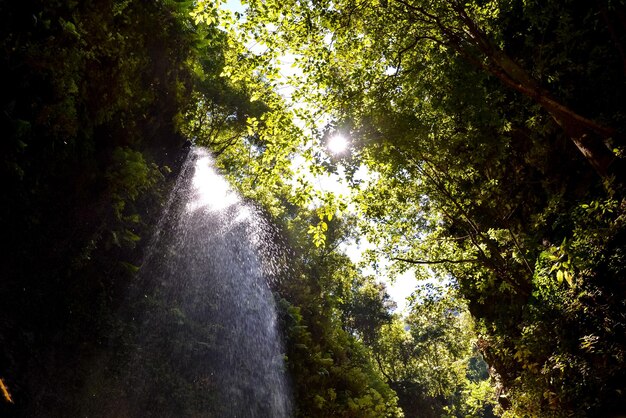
[85, 147, 292, 417]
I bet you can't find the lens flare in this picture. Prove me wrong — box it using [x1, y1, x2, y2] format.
[327, 135, 348, 154]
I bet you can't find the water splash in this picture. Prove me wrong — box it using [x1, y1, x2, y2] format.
[85, 148, 292, 417]
[187, 152, 241, 213]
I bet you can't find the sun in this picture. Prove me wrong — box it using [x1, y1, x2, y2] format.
[327, 134, 349, 154]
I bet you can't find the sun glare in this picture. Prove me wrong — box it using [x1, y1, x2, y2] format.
[327, 134, 349, 154]
[187, 155, 240, 213]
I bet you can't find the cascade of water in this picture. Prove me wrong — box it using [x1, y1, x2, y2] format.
[86, 147, 292, 417]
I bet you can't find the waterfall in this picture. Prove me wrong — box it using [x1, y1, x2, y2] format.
[86, 147, 292, 417]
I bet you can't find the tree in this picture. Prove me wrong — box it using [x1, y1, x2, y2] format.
[233, 0, 626, 415]
[272, 213, 403, 417]
[371, 284, 497, 418]
[244, 0, 624, 177]
[386, 0, 620, 176]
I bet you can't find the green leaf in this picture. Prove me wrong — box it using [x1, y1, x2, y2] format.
[564, 271, 574, 287]
[556, 270, 564, 284]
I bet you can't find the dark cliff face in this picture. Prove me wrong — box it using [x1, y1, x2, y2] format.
[0, 1, 199, 415]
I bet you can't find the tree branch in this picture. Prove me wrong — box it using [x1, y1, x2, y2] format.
[392, 256, 479, 265]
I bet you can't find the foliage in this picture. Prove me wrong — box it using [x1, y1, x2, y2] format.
[4, 0, 626, 417]
[230, 0, 626, 416]
[272, 205, 403, 416]
[0, 0, 237, 415]
[371, 284, 497, 418]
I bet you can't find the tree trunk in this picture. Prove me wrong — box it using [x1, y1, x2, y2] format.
[487, 51, 618, 177]
[453, 21, 619, 177]
[404, 0, 621, 177]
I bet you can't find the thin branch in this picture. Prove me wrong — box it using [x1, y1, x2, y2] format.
[507, 227, 534, 276]
[392, 256, 479, 265]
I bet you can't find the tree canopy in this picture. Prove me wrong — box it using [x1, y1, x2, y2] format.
[219, 0, 626, 416]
